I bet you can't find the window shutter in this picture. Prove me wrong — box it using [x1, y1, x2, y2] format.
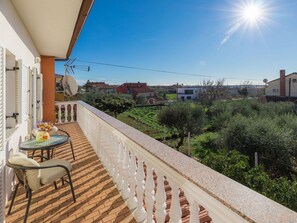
[31, 68, 37, 127]
[18, 60, 30, 123]
[36, 73, 43, 122]
[0, 45, 6, 223]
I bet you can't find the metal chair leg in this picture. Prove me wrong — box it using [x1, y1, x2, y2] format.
[53, 181, 58, 190]
[24, 189, 32, 223]
[67, 173, 76, 202]
[8, 183, 19, 215]
[61, 177, 65, 185]
[69, 139, 75, 160]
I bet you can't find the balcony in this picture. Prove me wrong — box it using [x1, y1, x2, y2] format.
[6, 101, 297, 223]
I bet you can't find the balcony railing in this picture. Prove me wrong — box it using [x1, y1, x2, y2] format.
[55, 101, 77, 124]
[55, 101, 297, 223]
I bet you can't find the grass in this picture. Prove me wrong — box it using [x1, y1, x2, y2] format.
[118, 107, 176, 139]
[166, 93, 177, 100]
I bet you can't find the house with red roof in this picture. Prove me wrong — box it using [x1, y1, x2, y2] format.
[117, 82, 156, 99]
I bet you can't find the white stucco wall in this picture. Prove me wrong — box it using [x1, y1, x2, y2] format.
[0, 0, 41, 206]
[0, 0, 40, 69]
[265, 74, 297, 97]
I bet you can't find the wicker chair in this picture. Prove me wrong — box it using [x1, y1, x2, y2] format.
[7, 153, 76, 223]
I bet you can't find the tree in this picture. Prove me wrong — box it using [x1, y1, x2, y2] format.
[136, 95, 147, 105]
[94, 93, 135, 118]
[199, 79, 228, 107]
[157, 102, 205, 150]
[238, 81, 252, 98]
[83, 80, 93, 92]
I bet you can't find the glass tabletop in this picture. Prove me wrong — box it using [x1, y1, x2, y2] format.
[19, 135, 69, 150]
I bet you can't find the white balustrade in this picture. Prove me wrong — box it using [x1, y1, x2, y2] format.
[145, 164, 155, 223]
[76, 101, 297, 223]
[134, 157, 147, 222]
[169, 180, 182, 223]
[58, 104, 62, 123]
[155, 171, 166, 223]
[65, 104, 69, 123]
[186, 196, 200, 223]
[127, 152, 137, 210]
[117, 139, 124, 191]
[55, 101, 77, 124]
[121, 144, 130, 199]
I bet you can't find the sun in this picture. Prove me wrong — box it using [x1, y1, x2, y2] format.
[240, 2, 265, 25]
[243, 5, 262, 22]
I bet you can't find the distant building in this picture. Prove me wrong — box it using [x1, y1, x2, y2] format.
[265, 70, 297, 97]
[177, 85, 203, 101]
[87, 81, 117, 93]
[117, 82, 155, 99]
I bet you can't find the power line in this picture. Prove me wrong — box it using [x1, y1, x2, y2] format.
[75, 59, 262, 81]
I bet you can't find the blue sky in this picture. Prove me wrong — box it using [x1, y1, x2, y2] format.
[56, 0, 297, 86]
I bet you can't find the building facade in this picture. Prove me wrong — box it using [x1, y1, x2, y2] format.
[177, 86, 202, 101]
[0, 0, 93, 220]
[265, 70, 297, 97]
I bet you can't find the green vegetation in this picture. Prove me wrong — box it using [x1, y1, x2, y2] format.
[157, 102, 205, 150]
[165, 93, 177, 100]
[118, 106, 175, 139]
[192, 134, 297, 211]
[82, 93, 297, 211]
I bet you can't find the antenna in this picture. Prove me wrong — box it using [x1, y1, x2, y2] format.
[62, 59, 91, 98]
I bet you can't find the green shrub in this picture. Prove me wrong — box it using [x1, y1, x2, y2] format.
[221, 115, 295, 177]
[192, 132, 221, 154]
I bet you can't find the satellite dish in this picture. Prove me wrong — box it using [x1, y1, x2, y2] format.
[62, 75, 78, 96]
[263, 78, 268, 84]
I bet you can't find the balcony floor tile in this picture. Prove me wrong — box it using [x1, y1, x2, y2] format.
[5, 122, 136, 223]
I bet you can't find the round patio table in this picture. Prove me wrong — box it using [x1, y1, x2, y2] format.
[19, 135, 69, 161]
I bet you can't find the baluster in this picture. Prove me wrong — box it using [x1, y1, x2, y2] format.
[111, 136, 119, 184]
[134, 157, 147, 222]
[98, 125, 105, 164]
[65, 104, 69, 123]
[108, 133, 116, 179]
[169, 180, 182, 223]
[127, 152, 137, 210]
[145, 163, 155, 223]
[121, 144, 130, 199]
[117, 139, 124, 190]
[208, 211, 226, 223]
[155, 171, 166, 222]
[186, 196, 200, 223]
[58, 105, 62, 123]
[70, 103, 74, 122]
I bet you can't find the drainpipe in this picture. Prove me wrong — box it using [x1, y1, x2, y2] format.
[289, 78, 291, 99]
[280, 70, 286, 96]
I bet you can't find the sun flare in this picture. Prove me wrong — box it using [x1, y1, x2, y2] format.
[243, 5, 262, 22]
[240, 2, 266, 25]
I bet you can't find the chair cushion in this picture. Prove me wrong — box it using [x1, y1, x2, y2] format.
[40, 159, 72, 185]
[8, 153, 41, 191]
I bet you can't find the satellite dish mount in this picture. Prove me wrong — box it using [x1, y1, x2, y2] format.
[62, 59, 90, 99]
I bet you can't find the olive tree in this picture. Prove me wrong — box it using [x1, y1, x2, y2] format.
[157, 102, 205, 150]
[94, 93, 135, 118]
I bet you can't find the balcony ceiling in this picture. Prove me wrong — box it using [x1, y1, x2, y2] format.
[11, 0, 90, 58]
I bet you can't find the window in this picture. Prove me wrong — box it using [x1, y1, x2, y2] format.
[184, 90, 193, 94]
[187, 96, 191, 100]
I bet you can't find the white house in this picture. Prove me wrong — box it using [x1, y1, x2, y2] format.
[0, 0, 93, 221]
[177, 86, 203, 101]
[265, 70, 297, 97]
